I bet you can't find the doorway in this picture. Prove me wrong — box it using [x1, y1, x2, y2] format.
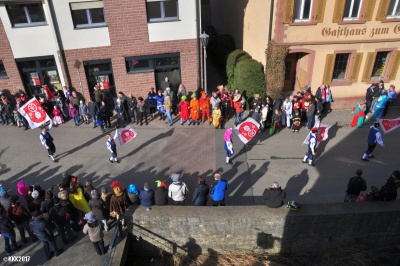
[284, 52, 313, 92]
[16, 56, 61, 98]
[84, 59, 116, 98]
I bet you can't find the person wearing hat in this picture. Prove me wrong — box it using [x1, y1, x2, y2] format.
[224, 128, 234, 164]
[30, 210, 63, 260]
[127, 184, 140, 205]
[262, 182, 286, 208]
[115, 98, 125, 128]
[109, 181, 131, 228]
[189, 93, 200, 125]
[49, 197, 74, 245]
[106, 134, 119, 163]
[372, 89, 389, 123]
[302, 127, 319, 166]
[29, 190, 44, 213]
[178, 95, 190, 126]
[39, 119, 58, 162]
[0, 205, 22, 256]
[83, 212, 106, 256]
[361, 122, 384, 162]
[199, 91, 211, 125]
[233, 94, 243, 126]
[350, 98, 367, 128]
[154, 181, 168, 206]
[147, 87, 157, 119]
[168, 174, 188, 205]
[139, 182, 155, 207]
[89, 190, 109, 232]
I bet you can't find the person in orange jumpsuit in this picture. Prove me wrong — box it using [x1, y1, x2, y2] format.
[189, 93, 200, 126]
[199, 91, 211, 125]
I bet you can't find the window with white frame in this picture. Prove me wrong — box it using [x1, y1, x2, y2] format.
[343, 0, 361, 20]
[70, 1, 106, 29]
[387, 0, 400, 18]
[0, 61, 7, 78]
[146, 0, 179, 22]
[294, 0, 313, 21]
[6, 3, 46, 27]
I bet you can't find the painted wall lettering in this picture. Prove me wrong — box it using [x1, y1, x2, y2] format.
[322, 24, 400, 38]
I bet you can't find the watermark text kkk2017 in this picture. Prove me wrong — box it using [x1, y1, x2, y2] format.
[3, 256, 31, 262]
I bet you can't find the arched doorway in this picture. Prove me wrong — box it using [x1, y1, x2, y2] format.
[283, 49, 315, 92]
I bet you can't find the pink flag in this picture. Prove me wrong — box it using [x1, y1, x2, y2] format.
[18, 98, 50, 129]
[232, 118, 260, 144]
[303, 124, 331, 144]
[114, 126, 137, 146]
[379, 117, 400, 134]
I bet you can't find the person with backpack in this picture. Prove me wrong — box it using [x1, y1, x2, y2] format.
[49, 197, 74, 245]
[344, 169, 367, 202]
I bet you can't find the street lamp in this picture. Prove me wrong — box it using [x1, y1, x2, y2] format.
[200, 31, 209, 94]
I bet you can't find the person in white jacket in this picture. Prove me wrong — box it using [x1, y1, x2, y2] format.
[168, 174, 188, 205]
[282, 97, 292, 128]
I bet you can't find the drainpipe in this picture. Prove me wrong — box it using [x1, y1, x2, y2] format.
[268, 0, 274, 42]
[47, 0, 72, 87]
[196, 0, 202, 90]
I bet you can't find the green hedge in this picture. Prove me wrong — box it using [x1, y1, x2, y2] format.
[233, 59, 266, 98]
[226, 50, 252, 89]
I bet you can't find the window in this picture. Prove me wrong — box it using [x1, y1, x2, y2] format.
[125, 53, 179, 74]
[70, 1, 106, 28]
[146, 0, 178, 22]
[294, 0, 312, 21]
[371, 52, 390, 78]
[343, 0, 361, 20]
[332, 53, 350, 80]
[387, 0, 400, 18]
[0, 61, 7, 78]
[6, 3, 46, 27]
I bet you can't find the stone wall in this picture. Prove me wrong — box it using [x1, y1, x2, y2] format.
[129, 202, 400, 255]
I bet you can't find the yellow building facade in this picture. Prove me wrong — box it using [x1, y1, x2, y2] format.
[209, 0, 400, 108]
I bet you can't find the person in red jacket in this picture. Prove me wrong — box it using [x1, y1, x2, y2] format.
[178, 96, 190, 126]
[8, 198, 38, 243]
[199, 91, 211, 125]
[42, 85, 54, 101]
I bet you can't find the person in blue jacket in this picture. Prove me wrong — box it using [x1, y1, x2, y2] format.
[361, 122, 384, 162]
[211, 173, 229, 206]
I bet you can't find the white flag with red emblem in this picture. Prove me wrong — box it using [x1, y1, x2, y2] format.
[232, 118, 260, 144]
[18, 98, 50, 129]
[303, 124, 331, 144]
[114, 126, 137, 146]
[379, 117, 400, 134]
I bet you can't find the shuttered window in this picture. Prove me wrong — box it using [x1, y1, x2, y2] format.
[283, 0, 295, 23]
[349, 53, 363, 82]
[332, 53, 350, 80]
[376, 0, 391, 20]
[343, 0, 361, 20]
[332, 0, 346, 22]
[362, 0, 376, 21]
[362, 52, 377, 82]
[388, 51, 400, 80]
[313, 0, 327, 22]
[322, 54, 335, 84]
[387, 0, 400, 18]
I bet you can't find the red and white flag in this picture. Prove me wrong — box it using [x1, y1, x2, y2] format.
[303, 124, 331, 144]
[18, 98, 50, 129]
[232, 118, 260, 144]
[114, 126, 137, 146]
[379, 117, 400, 134]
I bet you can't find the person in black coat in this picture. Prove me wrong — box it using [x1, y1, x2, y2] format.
[154, 181, 168, 206]
[30, 210, 63, 260]
[49, 197, 74, 245]
[88, 190, 109, 232]
[262, 182, 286, 208]
[192, 177, 210, 206]
[0, 206, 22, 255]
